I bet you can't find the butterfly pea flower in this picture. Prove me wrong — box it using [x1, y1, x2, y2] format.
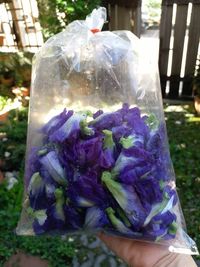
[112, 124, 132, 142]
[68, 175, 108, 208]
[119, 134, 144, 149]
[75, 136, 102, 167]
[113, 147, 153, 176]
[28, 172, 44, 196]
[84, 206, 109, 229]
[26, 147, 42, 186]
[42, 109, 73, 136]
[134, 175, 163, 206]
[106, 207, 140, 236]
[124, 107, 150, 137]
[28, 208, 48, 234]
[89, 111, 123, 130]
[102, 171, 146, 228]
[49, 113, 86, 142]
[146, 125, 165, 157]
[144, 211, 177, 241]
[143, 188, 176, 227]
[40, 151, 67, 186]
[93, 109, 103, 119]
[99, 130, 115, 169]
[33, 188, 66, 234]
[163, 185, 178, 206]
[117, 103, 130, 118]
[53, 188, 65, 222]
[64, 205, 84, 230]
[28, 172, 49, 210]
[115, 207, 131, 228]
[80, 119, 95, 136]
[145, 113, 159, 131]
[119, 164, 152, 185]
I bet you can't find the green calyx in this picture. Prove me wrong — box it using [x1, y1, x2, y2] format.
[55, 188, 65, 221]
[145, 113, 159, 130]
[169, 221, 178, 235]
[102, 130, 115, 149]
[101, 171, 126, 209]
[80, 119, 94, 136]
[159, 180, 165, 190]
[26, 207, 47, 225]
[106, 207, 130, 233]
[37, 148, 48, 156]
[116, 208, 131, 227]
[55, 188, 64, 203]
[119, 136, 134, 149]
[28, 172, 43, 194]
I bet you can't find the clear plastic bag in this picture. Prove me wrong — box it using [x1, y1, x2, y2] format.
[17, 7, 198, 255]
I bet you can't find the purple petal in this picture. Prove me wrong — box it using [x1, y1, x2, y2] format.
[42, 109, 73, 136]
[119, 164, 152, 185]
[89, 111, 123, 130]
[102, 172, 146, 229]
[40, 151, 67, 186]
[68, 175, 108, 208]
[99, 148, 115, 169]
[64, 205, 84, 230]
[93, 109, 104, 119]
[84, 207, 109, 229]
[49, 113, 85, 142]
[75, 136, 102, 167]
[134, 175, 163, 206]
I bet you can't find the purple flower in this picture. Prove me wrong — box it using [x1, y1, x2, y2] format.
[68, 175, 108, 208]
[144, 211, 177, 240]
[113, 147, 154, 176]
[112, 125, 132, 142]
[134, 175, 163, 206]
[49, 113, 85, 142]
[64, 205, 84, 230]
[33, 188, 66, 234]
[143, 188, 177, 227]
[89, 111, 123, 130]
[74, 136, 102, 167]
[93, 109, 103, 119]
[123, 107, 150, 137]
[106, 207, 142, 237]
[28, 172, 48, 210]
[40, 151, 67, 186]
[102, 171, 146, 229]
[119, 134, 144, 149]
[119, 164, 152, 185]
[26, 147, 42, 187]
[42, 109, 73, 136]
[84, 207, 109, 229]
[98, 130, 115, 169]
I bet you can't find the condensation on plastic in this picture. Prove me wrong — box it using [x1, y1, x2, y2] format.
[17, 7, 198, 255]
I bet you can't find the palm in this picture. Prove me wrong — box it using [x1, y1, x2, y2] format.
[98, 233, 170, 267]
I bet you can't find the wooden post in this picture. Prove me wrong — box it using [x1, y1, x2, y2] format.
[182, 3, 200, 96]
[159, 1, 173, 97]
[107, 0, 141, 37]
[169, 4, 188, 98]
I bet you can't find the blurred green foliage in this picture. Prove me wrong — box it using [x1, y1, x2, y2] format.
[37, 0, 101, 39]
[0, 108, 75, 267]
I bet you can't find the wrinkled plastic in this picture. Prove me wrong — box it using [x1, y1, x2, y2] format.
[17, 7, 198, 255]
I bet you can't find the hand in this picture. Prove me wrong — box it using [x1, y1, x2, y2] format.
[98, 232, 171, 267]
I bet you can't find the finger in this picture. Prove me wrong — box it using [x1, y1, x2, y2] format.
[98, 232, 137, 264]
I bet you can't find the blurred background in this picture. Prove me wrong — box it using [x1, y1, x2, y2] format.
[0, 0, 200, 266]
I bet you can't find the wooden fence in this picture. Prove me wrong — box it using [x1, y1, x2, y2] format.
[159, 0, 200, 99]
[103, 0, 141, 37]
